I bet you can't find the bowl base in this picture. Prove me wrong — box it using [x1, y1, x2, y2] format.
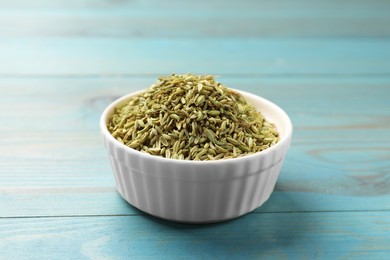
[131, 202, 252, 224]
[117, 189, 268, 224]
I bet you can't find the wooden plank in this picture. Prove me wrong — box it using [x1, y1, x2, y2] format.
[0, 212, 389, 258]
[1, 6, 389, 38]
[1, 0, 389, 9]
[0, 77, 389, 217]
[1, 38, 390, 76]
[1, 188, 390, 218]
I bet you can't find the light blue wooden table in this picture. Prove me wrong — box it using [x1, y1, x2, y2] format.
[1, 0, 389, 258]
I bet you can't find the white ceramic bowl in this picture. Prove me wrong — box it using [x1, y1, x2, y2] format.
[100, 89, 292, 223]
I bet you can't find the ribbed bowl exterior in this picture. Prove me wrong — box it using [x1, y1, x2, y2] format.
[100, 89, 292, 223]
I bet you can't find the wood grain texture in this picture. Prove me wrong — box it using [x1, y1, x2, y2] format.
[0, 212, 389, 258]
[1, 38, 390, 76]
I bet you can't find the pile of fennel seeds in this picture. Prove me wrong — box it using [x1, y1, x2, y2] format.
[107, 74, 278, 160]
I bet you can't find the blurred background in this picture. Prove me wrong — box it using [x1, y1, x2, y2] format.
[2, 0, 390, 76]
[1, 0, 389, 258]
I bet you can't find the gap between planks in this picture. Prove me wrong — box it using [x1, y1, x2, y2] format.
[2, 209, 390, 220]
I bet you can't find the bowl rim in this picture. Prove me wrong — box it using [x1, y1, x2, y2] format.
[100, 88, 293, 165]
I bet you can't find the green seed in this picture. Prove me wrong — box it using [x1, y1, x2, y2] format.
[170, 114, 180, 121]
[160, 136, 169, 146]
[128, 140, 141, 149]
[208, 110, 220, 116]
